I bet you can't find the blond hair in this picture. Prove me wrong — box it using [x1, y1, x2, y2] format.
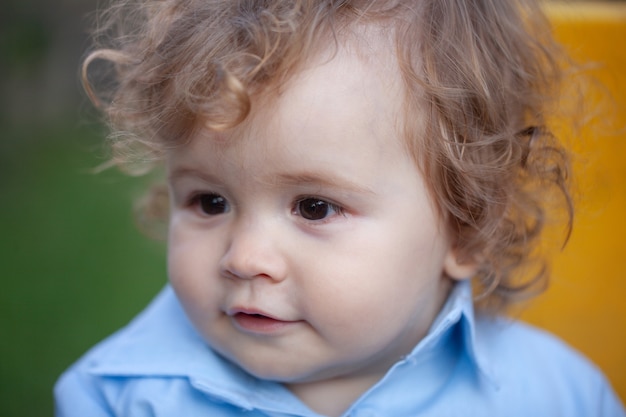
[83, 0, 573, 312]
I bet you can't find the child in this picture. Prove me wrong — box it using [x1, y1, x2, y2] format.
[56, 0, 625, 415]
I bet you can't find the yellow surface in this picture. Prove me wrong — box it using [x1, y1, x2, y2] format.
[521, 2, 626, 402]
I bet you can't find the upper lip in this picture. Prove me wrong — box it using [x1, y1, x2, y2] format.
[227, 307, 301, 323]
[227, 307, 284, 321]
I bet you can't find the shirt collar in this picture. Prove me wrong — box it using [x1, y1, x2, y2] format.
[88, 281, 498, 410]
[419, 281, 498, 386]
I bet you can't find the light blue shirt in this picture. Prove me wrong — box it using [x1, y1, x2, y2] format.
[55, 283, 625, 416]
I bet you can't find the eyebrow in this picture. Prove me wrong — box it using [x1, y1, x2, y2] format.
[273, 172, 375, 195]
[168, 167, 220, 184]
[168, 166, 375, 195]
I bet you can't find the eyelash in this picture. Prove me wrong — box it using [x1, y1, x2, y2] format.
[186, 192, 345, 222]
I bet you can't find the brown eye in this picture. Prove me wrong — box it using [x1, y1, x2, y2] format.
[197, 193, 229, 215]
[296, 198, 340, 221]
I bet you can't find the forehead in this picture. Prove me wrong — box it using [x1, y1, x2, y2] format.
[220, 31, 405, 150]
[168, 36, 415, 187]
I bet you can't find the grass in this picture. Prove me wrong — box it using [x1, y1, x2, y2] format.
[0, 121, 166, 417]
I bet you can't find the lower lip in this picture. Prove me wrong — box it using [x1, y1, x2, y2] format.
[232, 313, 299, 334]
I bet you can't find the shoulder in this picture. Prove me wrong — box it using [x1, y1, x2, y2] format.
[475, 317, 599, 379]
[55, 287, 315, 416]
[56, 285, 201, 377]
[54, 286, 233, 416]
[475, 316, 589, 367]
[54, 286, 301, 416]
[472, 316, 625, 417]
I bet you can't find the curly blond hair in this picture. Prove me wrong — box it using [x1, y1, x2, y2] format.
[83, 0, 574, 312]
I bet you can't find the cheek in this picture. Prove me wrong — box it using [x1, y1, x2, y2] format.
[167, 225, 220, 303]
[166, 235, 228, 340]
[303, 220, 450, 341]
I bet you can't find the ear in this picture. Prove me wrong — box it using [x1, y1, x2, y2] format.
[443, 250, 478, 281]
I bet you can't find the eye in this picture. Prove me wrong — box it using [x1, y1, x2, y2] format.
[193, 193, 230, 215]
[294, 197, 343, 221]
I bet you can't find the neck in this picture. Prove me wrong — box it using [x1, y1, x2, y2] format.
[286, 373, 382, 417]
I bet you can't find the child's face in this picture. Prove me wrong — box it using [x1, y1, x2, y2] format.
[166, 44, 471, 388]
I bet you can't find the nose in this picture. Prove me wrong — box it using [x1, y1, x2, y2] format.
[219, 219, 288, 282]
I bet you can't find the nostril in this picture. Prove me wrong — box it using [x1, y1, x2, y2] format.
[219, 235, 288, 282]
[220, 268, 237, 280]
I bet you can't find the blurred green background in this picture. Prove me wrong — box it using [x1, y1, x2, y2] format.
[1, 0, 166, 416]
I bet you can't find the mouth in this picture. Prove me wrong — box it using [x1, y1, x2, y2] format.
[228, 309, 300, 334]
